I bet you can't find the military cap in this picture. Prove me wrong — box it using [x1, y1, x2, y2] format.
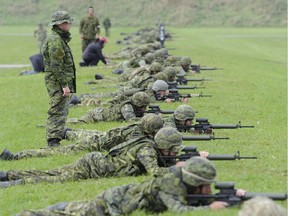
[154, 127, 184, 152]
[49, 11, 73, 26]
[182, 157, 216, 187]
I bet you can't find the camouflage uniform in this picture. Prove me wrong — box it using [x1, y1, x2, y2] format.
[42, 11, 76, 146]
[33, 24, 47, 52]
[102, 17, 111, 37]
[7, 123, 143, 160]
[163, 105, 196, 133]
[68, 92, 150, 124]
[5, 136, 172, 185]
[79, 13, 100, 52]
[18, 157, 215, 215]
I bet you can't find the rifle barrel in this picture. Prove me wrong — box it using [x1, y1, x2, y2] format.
[207, 154, 257, 160]
[210, 124, 254, 129]
[243, 192, 287, 201]
[182, 135, 229, 141]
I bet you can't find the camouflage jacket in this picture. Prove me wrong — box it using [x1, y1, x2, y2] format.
[42, 27, 76, 92]
[107, 136, 171, 177]
[97, 166, 209, 215]
[79, 15, 100, 39]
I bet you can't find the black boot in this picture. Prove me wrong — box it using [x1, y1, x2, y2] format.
[0, 171, 8, 181]
[47, 138, 61, 147]
[0, 179, 23, 188]
[0, 149, 15, 160]
[61, 128, 72, 140]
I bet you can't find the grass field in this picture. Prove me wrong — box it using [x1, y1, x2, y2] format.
[0, 26, 287, 215]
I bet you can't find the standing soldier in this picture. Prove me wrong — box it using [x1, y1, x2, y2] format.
[159, 23, 165, 48]
[33, 23, 47, 53]
[102, 17, 111, 37]
[79, 6, 100, 52]
[42, 11, 76, 147]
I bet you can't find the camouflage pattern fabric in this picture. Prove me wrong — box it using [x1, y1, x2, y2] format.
[34, 26, 47, 52]
[6, 136, 171, 185]
[42, 26, 76, 142]
[79, 15, 100, 51]
[163, 115, 195, 133]
[74, 100, 140, 123]
[18, 167, 209, 216]
[11, 124, 143, 160]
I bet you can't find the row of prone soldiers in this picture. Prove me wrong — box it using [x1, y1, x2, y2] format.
[1, 28, 286, 215]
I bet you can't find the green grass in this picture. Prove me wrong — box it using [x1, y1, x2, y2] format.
[0, 26, 287, 215]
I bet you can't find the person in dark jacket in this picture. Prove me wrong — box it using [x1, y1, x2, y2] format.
[80, 37, 108, 66]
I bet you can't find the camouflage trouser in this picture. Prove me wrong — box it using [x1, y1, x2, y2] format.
[13, 127, 138, 160]
[81, 38, 94, 52]
[78, 107, 105, 123]
[46, 79, 71, 142]
[7, 152, 120, 184]
[18, 199, 103, 216]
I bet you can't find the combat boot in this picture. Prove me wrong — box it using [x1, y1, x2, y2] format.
[61, 128, 72, 139]
[0, 171, 8, 181]
[0, 179, 23, 188]
[47, 138, 61, 147]
[0, 149, 15, 160]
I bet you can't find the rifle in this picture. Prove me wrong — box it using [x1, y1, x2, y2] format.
[135, 105, 175, 117]
[165, 89, 212, 101]
[167, 81, 205, 90]
[176, 76, 212, 85]
[187, 182, 287, 206]
[182, 134, 229, 141]
[162, 147, 257, 161]
[191, 64, 223, 73]
[177, 118, 254, 134]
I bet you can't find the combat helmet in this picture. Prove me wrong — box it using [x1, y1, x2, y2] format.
[154, 49, 164, 59]
[144, 53, 155, 64]
[174, 105, 196, 121]
[49, 11, 73, 26]
[152, 72, 168, 82]
[154, 127, 184, 152]
[152, 80, 168, 91]
[182, 157, 216, 187]
[164, 67, 177, 77]
[141, 113, 163, 134]
[180, 56, 192, 66]
[149, 62, 162, 74]
[131, 92, 150, 108]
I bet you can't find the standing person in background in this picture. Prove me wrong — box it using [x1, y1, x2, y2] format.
[33, 23, 47, 53]
[103, 17, 111, 37]
[42, 11, 76, 147]
[80, 37, 108, 66]
[79, 6, 100, 52]
[159, 23, 165, 48]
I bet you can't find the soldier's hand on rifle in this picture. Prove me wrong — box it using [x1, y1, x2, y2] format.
[181, 97, 189, 103]
[209, 201, 228, 210]
[236, 189, 246, 197]
[80, 34, 84, 40]
[199, 151, 209, 158]
[62, 86, 71, 97]
[175, 161, 186, 167]
[165, 98, 174, 103]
